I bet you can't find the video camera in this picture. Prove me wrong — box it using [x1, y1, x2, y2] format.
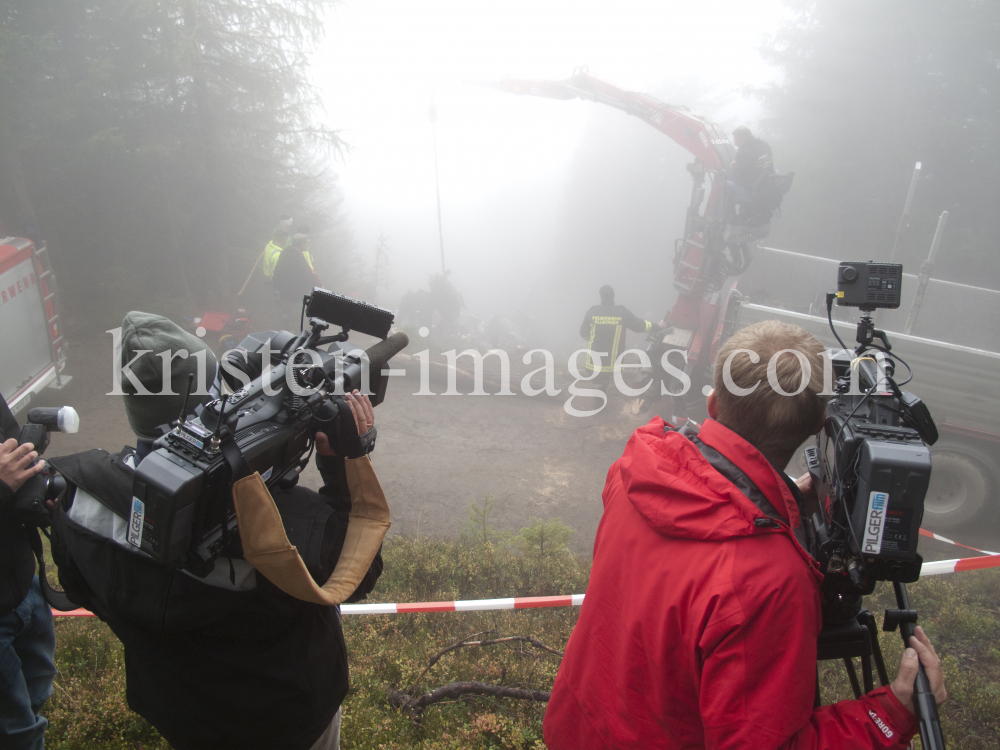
[807, 262, 947, 750]
[805, 262, 938, 606]
[130, 288, 408, 576]
[12, 406, 80, 526]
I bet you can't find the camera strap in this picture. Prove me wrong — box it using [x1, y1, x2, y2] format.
[219, 434, 253, 482]
[666, 420, 814, 555]
[230, 455, 390, 606]
[217, 435, 255, 583]
[27, 526, 79, 611]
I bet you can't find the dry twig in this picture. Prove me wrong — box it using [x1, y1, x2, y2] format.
[389, 681, 551, 719]
[391, 633, 563, 722]
[407, 633, 562, 694]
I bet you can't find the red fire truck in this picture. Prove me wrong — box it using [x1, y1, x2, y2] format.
[1, 236, 70, 415]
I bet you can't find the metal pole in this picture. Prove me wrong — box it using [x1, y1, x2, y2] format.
[890, 162, 921, 263]
[904, 210, 948, 335]
[429, 102, 446, 275]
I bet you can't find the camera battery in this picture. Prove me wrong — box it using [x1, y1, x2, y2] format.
[850, 434, 929, 569]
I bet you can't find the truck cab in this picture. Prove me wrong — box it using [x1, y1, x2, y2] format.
[1, 236, 70, 415]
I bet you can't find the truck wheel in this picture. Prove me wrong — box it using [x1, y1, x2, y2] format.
[923, 446, 998, 530]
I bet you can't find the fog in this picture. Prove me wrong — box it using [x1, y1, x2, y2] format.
[3, 0, 998, 552]
[313, 0, 787, 338]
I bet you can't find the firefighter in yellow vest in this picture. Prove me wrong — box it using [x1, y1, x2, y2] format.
[262, 214, 293, 280]
[580, 285, 664, 384]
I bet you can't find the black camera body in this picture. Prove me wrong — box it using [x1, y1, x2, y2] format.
[811, 357, 933, 596]
[128, 289, 404, 576]
[811, 264, 937, 600]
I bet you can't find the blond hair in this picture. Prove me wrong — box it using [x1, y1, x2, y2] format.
[713, 320, 828, 458]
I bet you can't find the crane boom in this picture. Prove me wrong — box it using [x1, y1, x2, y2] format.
[485, 67, 780, 421]
[492, 67, 735, 174]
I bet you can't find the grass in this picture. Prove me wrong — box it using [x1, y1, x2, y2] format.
[40, 516, 1000, 750]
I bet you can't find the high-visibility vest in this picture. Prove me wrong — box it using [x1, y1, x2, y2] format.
[263, 241, 283, 279]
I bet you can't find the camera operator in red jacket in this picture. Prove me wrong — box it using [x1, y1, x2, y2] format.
[543, 319, 946, 750]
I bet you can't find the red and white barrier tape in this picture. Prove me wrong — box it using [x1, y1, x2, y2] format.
[916, 555, 1000, 576]
[50, 530, 1000, 618]
[54, 594, 587, 619]
[918, 528, 998, 556]
[341, 594, 586, 615]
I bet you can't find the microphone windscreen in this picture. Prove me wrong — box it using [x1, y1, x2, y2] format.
[364, 332, 409, 371]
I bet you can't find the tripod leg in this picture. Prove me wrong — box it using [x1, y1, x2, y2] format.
[860, 610, 890, 686]
[843, 657, 862, 699]
[860, 654, 875, 694]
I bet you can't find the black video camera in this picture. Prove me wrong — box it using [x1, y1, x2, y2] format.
[12, 406, 80, 526]
[129, 288, 408, 576]
[808, 262, 938, 612]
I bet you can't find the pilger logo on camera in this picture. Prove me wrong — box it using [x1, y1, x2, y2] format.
[863, 491, 889, 554]
[128, 497, 146, 548]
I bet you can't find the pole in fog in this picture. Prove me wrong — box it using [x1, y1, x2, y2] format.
[428, 102, 446, 274]
[890, 161, 922, 263]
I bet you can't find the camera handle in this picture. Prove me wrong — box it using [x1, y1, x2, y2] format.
[855, 312, 892, 355]
[884, 581, 946, 750]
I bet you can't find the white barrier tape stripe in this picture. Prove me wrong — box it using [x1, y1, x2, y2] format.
[455, 598, 516, 612]
[918, 528, 999, 556]
[344, 603, 399, 615]
[919, 555, 1000, 576]
[920, 559, 960, 576]
[55, 556, 1000, 620]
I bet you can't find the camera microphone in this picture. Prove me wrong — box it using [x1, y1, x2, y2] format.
[364, 332, 409, 373]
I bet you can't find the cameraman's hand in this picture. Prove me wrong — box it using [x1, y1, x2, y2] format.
[891, 626, 947, 715]
[315, 391, 374, 457]
[0, 438, 44, 492]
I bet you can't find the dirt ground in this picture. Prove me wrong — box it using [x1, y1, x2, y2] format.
[30, 327, 994, 562]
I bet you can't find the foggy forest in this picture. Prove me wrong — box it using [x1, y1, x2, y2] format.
[1, 0, 998, 748]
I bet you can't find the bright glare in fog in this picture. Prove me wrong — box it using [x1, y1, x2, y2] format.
[313, 0, 789, 312]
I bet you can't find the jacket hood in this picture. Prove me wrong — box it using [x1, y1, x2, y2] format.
[619, 417, 805, 543]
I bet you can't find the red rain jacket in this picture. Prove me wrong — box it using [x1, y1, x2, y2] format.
[544, 417, 918, 749]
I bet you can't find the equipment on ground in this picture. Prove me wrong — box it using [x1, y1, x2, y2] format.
[488, 67, 792, 418]
[189, 309, 254, 353]
[129, 288, 407, 575]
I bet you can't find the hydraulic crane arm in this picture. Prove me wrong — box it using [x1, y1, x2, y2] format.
[490, 67, 735, 173]
[484, 67, 770, 421]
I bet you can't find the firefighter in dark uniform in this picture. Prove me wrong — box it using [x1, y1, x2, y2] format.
[726, 125, 774, 221]
[580, 285, 664, 388]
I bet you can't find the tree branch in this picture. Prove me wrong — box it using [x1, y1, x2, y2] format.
[388, 681, 550, 719]
[407, 633, 563, 694]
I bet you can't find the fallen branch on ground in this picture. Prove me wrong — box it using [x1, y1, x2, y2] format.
[390, 632, 563, 721]
[407, 632, 563, 694]
[389, 681, 551, 720]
